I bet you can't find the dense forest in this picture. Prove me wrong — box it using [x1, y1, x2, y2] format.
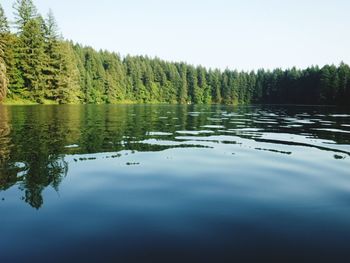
[0, 0, 349, 106]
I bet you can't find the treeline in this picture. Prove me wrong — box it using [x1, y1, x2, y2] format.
[1, 1, 350, 105]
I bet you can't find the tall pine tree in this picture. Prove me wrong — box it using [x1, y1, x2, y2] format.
[42, 9, 62, 100]
[13, 1, 46, 100]
[0, 4, 9, 102]
[56, 42, 82, 103]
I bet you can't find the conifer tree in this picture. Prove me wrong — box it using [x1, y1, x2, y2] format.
[209, 69, 221, 103]
[13, 0, 46, 100]
[0, 4, 9, 102]
[178, 64, 188, 104]
[187, 66, 199, 103]
[1, 1, 350, 106]
[0, 5, 9, 33]
[13, 0, 38, 30]
[56, 42, 82, 103]
[43, 9, 62, 100]
[197, 66, 209, 103]
[17, 17, 46, 100]
[0, 43, 7, 102]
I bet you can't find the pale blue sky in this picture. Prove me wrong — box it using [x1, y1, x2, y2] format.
[2, 0, 350, 70]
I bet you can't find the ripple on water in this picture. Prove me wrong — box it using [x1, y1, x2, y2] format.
[283, 124, 303, 128]
[201, 125, 225, 129]
[1, 105, 350, 262]
[176, 130, 215, 135]
[330, 114, 350, 117]
[312, 128, 350, 134]
[147, 132, 173, 136]
[229, 128, 262, 132]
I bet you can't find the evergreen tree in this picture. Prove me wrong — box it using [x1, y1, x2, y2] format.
[50, 42, 81, 103]
[178, 63, 188, 104]
[0, 4, 9, 33]
[13, 0, 38, 30]
[337, 62, 350, 105]
[187, 66, 200, 103]
[17, 17, 46, 100]
[5, 34, 21, 96]
[209, 69, 221, 103]
[197, 66, 209, 104]
[320, 65, 333, 104]
[0, 41, 7, 102]
[1, 2, 350, 106]
[42, 9, 62, 100]
[0, 4, 21, 98]
[221, 70, 231, 104]
[0, 4, 9, 102]
[100, 51, 127, 103]
[12, 0, 47, 100]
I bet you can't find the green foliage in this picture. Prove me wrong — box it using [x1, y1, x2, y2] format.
[42, 10, 62, 100]
[178, 63, 188, 104]
[0, 44, 7, 102]
[0, 5, 9, 33]
[13, 0, 38, 30]
[1, 2, 350, 106]
[17, 17, 46, 100]
[0, 4, 9, 101]
[56, 42, 82, 103]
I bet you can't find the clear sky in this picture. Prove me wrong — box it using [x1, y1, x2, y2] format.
[2, 0, 350, 71]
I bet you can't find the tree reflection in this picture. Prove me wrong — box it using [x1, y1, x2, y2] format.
[0, 106, 68, 209]
[0, 106, 16, 191]
[1, 104, 349, 209]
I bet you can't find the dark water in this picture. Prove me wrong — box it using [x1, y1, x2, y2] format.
[1, 104, 350, 262]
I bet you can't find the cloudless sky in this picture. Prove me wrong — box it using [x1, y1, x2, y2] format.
[2, 0, 350, 71]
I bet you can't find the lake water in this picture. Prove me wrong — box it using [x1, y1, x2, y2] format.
[1, 104, 350, 262]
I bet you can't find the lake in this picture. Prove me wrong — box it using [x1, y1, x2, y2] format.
[1, 104, 350, 262]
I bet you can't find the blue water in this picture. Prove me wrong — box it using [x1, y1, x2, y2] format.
[0, 104, 350, 262]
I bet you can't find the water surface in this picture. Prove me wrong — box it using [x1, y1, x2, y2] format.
[1, 104, 350, 262]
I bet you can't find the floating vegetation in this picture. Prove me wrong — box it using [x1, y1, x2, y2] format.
[79, 157, 97, 161]
[126, 162, 140, 166]
[334, 154, 346, 160]
[255, 148, 292, 155]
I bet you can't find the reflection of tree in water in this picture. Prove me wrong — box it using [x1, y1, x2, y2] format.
[17, 154, 68, 209]
[0, 106, 68, 209]
[1, 105, 210, 207]
[77, 104, 212, 153]
[2, 104, 349, 209]
[0, 106, 15, 190]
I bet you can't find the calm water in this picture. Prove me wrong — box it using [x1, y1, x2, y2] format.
[1, 104, 350, 262]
